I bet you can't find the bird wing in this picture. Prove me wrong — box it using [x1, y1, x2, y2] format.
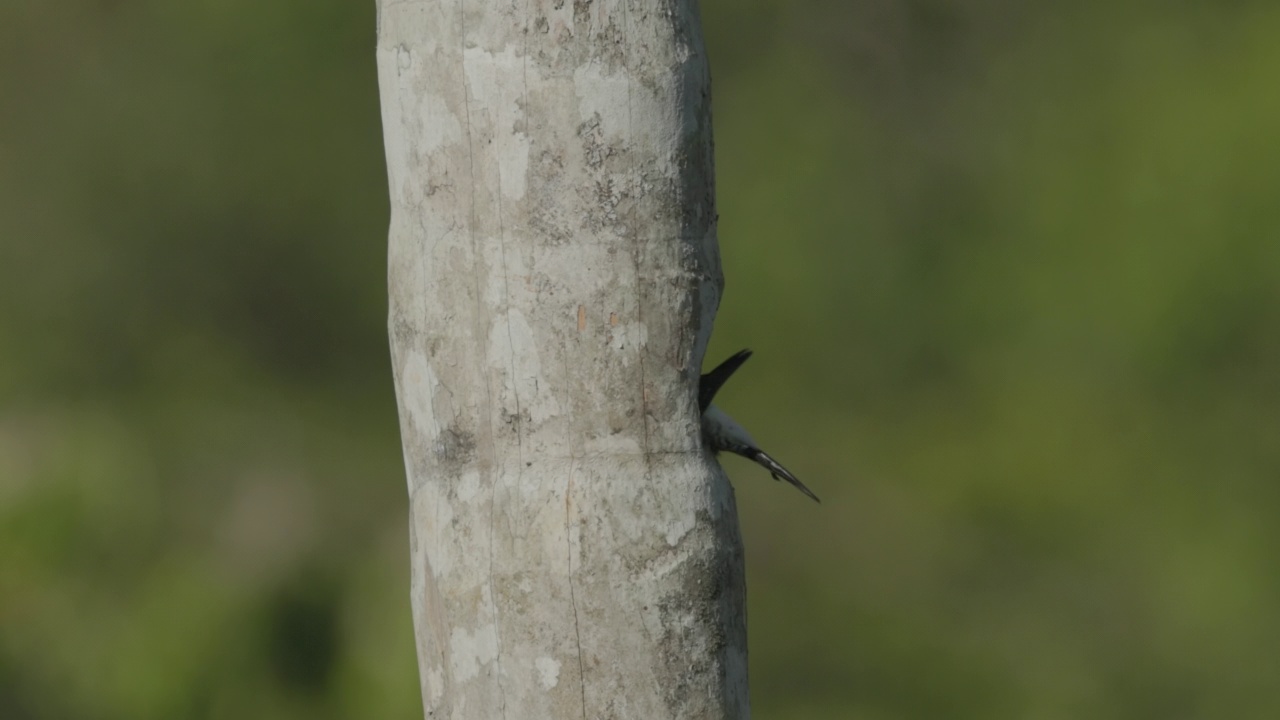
[699, 348, 753, 413]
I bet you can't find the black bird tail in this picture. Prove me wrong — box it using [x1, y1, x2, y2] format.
[747, 448, 821, 503]
[699, 349, 753, 413]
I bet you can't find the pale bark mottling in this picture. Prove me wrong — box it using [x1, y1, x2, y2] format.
[377, 1, 747, 717]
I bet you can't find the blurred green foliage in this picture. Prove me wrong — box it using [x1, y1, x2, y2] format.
[3, 1, 1280, 718]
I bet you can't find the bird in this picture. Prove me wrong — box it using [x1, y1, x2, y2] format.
[699, 349, 820, 503]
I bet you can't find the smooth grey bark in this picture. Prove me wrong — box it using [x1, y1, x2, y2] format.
[376, 1, 747, 719]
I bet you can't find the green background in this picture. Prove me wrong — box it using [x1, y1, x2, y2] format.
[4, 1, 1280, 718]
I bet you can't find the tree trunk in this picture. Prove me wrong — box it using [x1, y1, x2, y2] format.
[376, 1, 746, 718]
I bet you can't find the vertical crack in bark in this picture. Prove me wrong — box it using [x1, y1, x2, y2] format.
[621, 0, 652, 459]
[491, 23, 521, 720]
[459, 2, 507, 716]
[489, 474, 509, 720]
[497, 73, 523, 469]
[565, 457, 589, 720]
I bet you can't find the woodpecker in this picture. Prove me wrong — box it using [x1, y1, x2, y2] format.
[700, 349, 820, 503]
